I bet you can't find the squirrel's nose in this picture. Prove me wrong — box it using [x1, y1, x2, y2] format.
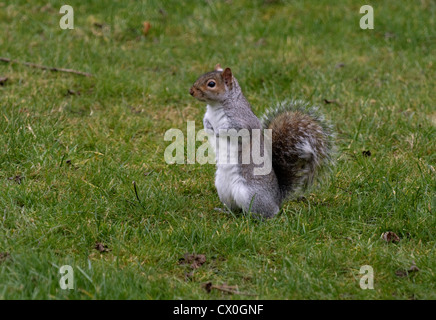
[190, 87, 195, 96]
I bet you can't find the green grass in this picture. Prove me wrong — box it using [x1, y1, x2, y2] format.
[0, 0, 435, 300]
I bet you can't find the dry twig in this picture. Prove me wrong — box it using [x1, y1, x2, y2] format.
[0, 57, 93, 77]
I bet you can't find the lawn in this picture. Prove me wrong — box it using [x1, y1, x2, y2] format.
[0, 0, 435, 299]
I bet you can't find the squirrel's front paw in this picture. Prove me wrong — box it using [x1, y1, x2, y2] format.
[204, 119, 213, 130]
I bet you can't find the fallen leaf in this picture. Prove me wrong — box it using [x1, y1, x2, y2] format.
[203, 281, 213, 293]
[94, 242, 111, 253]
[8, 175, 23, 184]
[381, 231, 400, 243]
[142, 21, 151, 36]
[179, 253, 206, 269]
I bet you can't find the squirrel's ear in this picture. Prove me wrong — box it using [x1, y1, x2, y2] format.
[214, 63, 223, 72]
[222, 68, 233, 89]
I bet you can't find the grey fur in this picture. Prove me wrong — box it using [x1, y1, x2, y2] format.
[261, 100, 335, 201]
[191, 70, 335, 218]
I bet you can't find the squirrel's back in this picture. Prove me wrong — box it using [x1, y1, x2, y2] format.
[262, 100, 334, 201]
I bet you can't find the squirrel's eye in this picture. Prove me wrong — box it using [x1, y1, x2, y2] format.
[207, 81, 216, 88]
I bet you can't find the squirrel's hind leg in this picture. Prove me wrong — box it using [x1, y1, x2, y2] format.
[243, 193, 280, 219]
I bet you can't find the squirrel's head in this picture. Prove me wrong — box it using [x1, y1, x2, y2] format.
[190, 64, 234, 104]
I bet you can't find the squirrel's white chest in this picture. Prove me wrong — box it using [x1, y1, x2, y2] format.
[204, 105, 230, 134]
[203, 105, 249, 211]
[203, 105, 229, 156]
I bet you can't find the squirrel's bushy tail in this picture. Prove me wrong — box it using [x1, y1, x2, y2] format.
[261, 100, 335, 201]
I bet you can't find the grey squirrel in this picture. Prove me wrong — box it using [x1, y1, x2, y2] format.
[190, 64, 334, 218]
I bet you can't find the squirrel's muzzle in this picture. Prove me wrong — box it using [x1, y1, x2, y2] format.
[189, 87, 195, 96]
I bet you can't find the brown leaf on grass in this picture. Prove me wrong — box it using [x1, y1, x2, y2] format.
[203, 281, 213, 293]
[362, 150, 372, 157]
[192, 255, 206, 268]
[94, 242, 111, 253]
[8, 175, 23, 184]
[179, 253, 206, 269]
[0, 76, 8, 85]
[0, 252, 11, 264]
[381, 231, 400, 243]
[396, 262, 420, 278]
[142, 22, 151, 36]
